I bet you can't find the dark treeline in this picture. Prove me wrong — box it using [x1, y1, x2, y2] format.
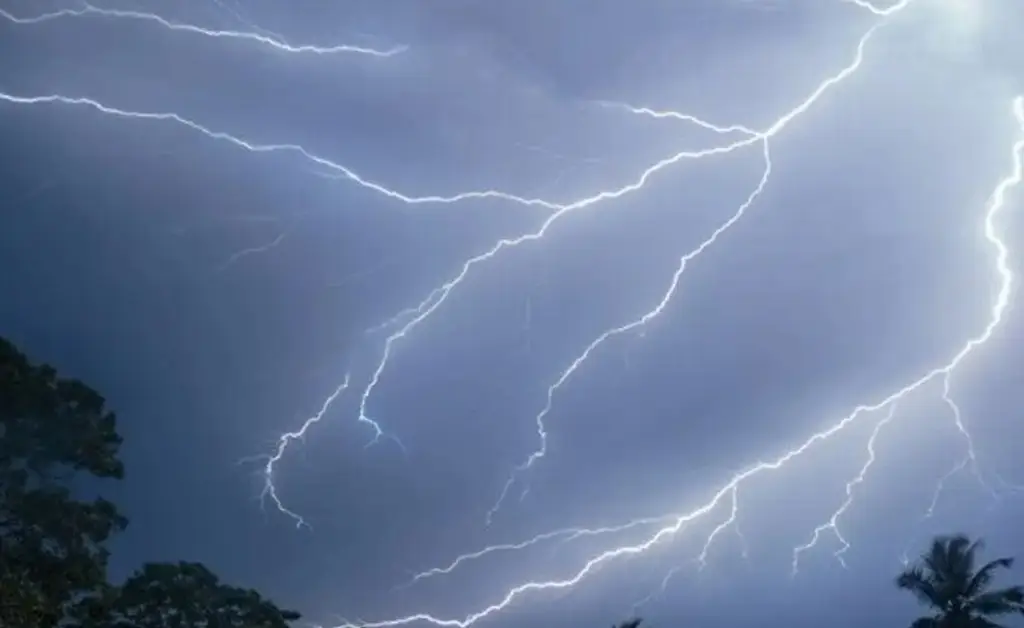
[0, 336, 298, 627]
[3, 335, 1024, 628]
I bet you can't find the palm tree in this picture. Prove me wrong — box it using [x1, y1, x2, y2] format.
[896, 534, 1024, 627]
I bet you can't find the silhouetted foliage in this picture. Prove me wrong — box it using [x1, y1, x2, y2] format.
[896, 534, 1024, 628]
[614, 618, 643, 628]
[0, 336, 128, 627]
[1, 337, 299, 627]
[75, 561, 301, 628]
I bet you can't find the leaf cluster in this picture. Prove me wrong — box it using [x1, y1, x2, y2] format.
[0, 337, 299, 628]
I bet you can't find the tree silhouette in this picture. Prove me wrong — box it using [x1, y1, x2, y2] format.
[2, 336, 299, 627]
[614, 618, 643, 628]
[0, 336, 128, 627]
[75, 561, 301, 628]
[896, 534, 1024, 628]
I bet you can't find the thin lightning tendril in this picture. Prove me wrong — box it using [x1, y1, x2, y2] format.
[208, 0, 287, 43]
[791, 403, 899, 574]
[593, 100, 759, 136]
[219, 229, 289, 272]
[399, 515, 676, 589]
[632, 565, 685, 611]
[3, 0, 1023, 625]
[0, 93, 562, 210]
[248, 373, 352, 530]
[939, 373, 999, 501]
[925, 458, 971, 519]
[0, 4, 405, 57]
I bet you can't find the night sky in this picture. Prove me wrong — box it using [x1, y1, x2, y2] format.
[2, 1, 1024, 627]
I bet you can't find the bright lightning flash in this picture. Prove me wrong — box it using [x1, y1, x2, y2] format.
[2, 0, 1023, 626]
[330, 92, 1024, 628]
[358, 0, 904, 484]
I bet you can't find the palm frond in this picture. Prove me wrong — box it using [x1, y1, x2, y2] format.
[924, 538, 951, 581]
[897, 567, 946, 608]
[966, 557, 1015, 598]
[968, 588, 1024, 616]
[968, 617, 1007, 628]
[948, 535, 977, 591]
[961, 537, 986, 582]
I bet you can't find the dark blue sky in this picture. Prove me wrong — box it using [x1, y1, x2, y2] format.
[2, 1, 1024, 627]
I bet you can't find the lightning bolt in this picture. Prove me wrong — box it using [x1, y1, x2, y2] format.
[844, 0, 907, 15]
[0, 0, 913, 526]
[329, 0, 1024, 619]
[244, 373, 352, 530]
[0, 3, 405, 57]
[631, 565, 686, 611]
[593, 101, 759, 136]
[791, 403, 899, 573]
[207, 0, 286, 43]
[938, 372, 999, 501]
[485, 0, 910, 523]
[924, 457, 971, 519]
[218, 229, 289, 272]
[323, 87, 1023, 627]
[355, 0, 905, 466]
[398, 515, 676, 590]
[0, 93, 571, 211]
[485, 139, 772, 524]
[5, 0, 1024, 625]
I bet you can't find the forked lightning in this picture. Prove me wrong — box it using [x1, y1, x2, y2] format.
[2, 0, 1022, 626]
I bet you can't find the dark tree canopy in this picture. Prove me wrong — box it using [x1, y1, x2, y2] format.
[1, 336, 128, 627]
[77, 562, 301, 628]
[896, 534, 1024, 628]
[1, 337, 300, 627]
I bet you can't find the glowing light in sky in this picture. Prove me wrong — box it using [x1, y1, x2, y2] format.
[924, 0, 987, 55]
